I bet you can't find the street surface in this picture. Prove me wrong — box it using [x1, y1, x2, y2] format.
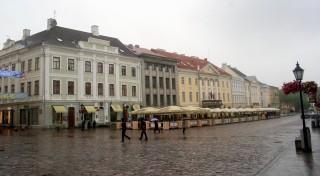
[0, 115, 318, 176]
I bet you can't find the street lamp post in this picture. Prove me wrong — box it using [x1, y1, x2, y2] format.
[293, 62, 312, 152]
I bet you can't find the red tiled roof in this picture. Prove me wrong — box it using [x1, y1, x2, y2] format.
[151, 49, 207, 70]
[128, 45, 167, 58]
[152, 49, 230, 76]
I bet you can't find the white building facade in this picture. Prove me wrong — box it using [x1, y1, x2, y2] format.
[221, 64, 247, 108]
[0, 19, 142, 128]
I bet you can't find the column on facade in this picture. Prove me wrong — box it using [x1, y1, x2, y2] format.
[156, 66, 160, 106]
[92, 59, 97, 99]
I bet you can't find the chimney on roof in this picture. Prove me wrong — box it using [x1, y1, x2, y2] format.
[91, 25, 99, 36]
[47, 18, 57, 30]
[134, 44, 140, 48]
[222, 63, 227, 68]
[22, 29, 31, 40]
[127, 44, 133, 49]
[3, 38, 15, 49]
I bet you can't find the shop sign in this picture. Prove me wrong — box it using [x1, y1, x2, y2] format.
[0, 93, 28, 100]
[202, 100, 223, 108]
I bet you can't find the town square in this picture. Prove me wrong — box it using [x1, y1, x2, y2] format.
[1, 0, 320, 175]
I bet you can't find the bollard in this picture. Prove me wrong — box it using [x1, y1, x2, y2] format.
[295, 136, 302, 150]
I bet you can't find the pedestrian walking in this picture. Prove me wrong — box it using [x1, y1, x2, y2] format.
[154, 120, 160, 134]
[160, 120, 164, 132]
[182, 118, 187, 134]
[139, 118, 148, 141]
[121, 117, 130, 142]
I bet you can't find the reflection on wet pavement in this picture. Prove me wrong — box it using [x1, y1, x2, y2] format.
[0, 116, 308, 176]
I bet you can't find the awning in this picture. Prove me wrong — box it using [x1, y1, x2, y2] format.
[84, 106, 96, 113]
[53, 106, 67, 113]
[133, 104, 140, 111]
[111, 103, 123, 112]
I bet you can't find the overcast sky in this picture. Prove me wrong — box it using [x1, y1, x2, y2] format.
[1, 0, 319, 87]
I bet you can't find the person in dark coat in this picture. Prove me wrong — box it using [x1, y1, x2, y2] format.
[121, 117, 130, 142]
[182, 118, 187, 134]
[154, 119, 160, 134]
[139, 118, 148, 140]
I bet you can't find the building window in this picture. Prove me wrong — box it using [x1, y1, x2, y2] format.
[21, 61, 25, 72]
[222, 81, 224, 87]
[189, 92, 193, 102]
[53, 57, 60, 70]
[28, 59, 32, 71]
[181, 77, 184, 84]
[27, 82, 32, 96]
[132, 86, 136, 97]
[152, 76, 157, 88]
[68, 81, 74, 95]
[35, 57, 40, 70]
[68, 59, 74, 71]
[121, 66, 126, 76]
[153, 94, 157, 106]
[172, 78, 176, 89]
[131, 67, 136, 77]
[223, 93, 225, 101]
[122, 85, 127, 96]
[159, 65, 163, 71]
[34, 80, 39, 95]
[109, 84, 114, 96]
[109, 64, 114, 74]
[172, 95, 177, 105]
[228, 94, 230, 102]
[146, 94, 151, 106]
[160, 95, 164, 106]
[196, 92, 199, 102]
[98, 83, 103, 96]
[145, 76, 150, 88]
[189, 78, 192, 85]
[195, 78, 198, 85]
[97, 62, 103, 73]
[85, 82, 91, 95]
[20, 83, 25, 93]
[165, 66, 169, 72]
[218, 93, 221, 100]
[166, 78, 170, 89]
[85, 61, 91, 72]
[11, 64, 16, 71]
[182, 92, 186, 102]
[159, 77, 164, 89]
[167, 95, 171, 105]
[172, 66, 175, 73]
[53, 80, 60, 94]
[202, 92, 205, 100]
[202, 80, 204, 86]
[11, 84, 15, 93]
[4, 86, 8, 93]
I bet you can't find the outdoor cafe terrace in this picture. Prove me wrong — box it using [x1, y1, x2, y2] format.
[116, 106, 281, 130]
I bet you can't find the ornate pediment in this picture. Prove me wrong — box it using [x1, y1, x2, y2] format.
[78, 37, 118, 54]
[200, 64, 220, 75]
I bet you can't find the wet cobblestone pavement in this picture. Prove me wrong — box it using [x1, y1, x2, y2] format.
[0, 115, 308, 176]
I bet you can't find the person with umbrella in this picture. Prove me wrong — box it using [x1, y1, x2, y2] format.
[139, 117, 148, 141]
[152, 116, 160, 134]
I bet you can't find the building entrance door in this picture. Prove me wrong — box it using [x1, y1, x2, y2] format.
[68, 107, 75, 128]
